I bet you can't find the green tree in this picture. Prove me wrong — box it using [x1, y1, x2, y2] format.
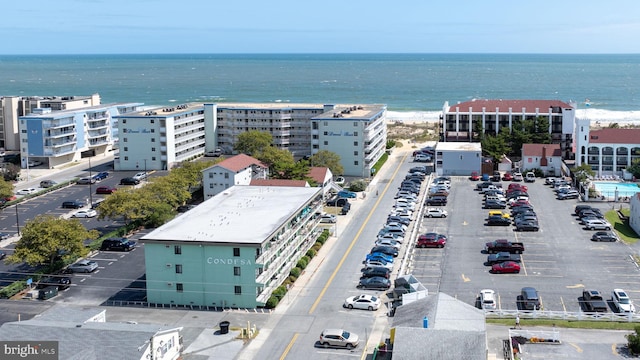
[472, 120, 484, 141]
[259, 147, 295, 173]
[481, 133, 509, 162]
[7, 215, 98, 267]
[2, 163, 20, 182]
[609, 122, 620, 128]
[626, 326, 640, 355]
[97, 189, 149, 225]
[529, 116, 552, 144]
[309, 150, 344, 176]
[626, 158, 640, 178]
[571, 163, 595, 184]
[0, 178, 14, 200]
[234, 130, 273, 157]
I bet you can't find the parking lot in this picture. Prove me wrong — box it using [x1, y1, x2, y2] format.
[407, 176, 640, 314]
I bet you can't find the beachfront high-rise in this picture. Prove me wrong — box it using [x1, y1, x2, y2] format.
[441, 99, 576, 159]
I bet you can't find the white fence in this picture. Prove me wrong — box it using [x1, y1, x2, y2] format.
[485, 309, 640, 322]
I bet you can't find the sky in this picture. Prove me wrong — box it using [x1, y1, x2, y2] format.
[2, 0, 640, 55]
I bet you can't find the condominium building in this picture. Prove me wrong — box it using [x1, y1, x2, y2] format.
[18, 102, 141, 168]
[311, 104, 387, 177]
[1, 94, 102, 151]
[113, 103, 213, 171]
[140, 185, 324, 308]
[441, 99, 576, 158]
[575, 118, 640, 176]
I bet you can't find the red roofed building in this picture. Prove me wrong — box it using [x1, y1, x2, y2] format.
[202, 154, 268, 198]
[575, 119, 640, 177]
[306, 166, 336, 196]
[250, 179, 310, 187]
[441, 99, 576, 158]
[521, 143, 562, 176]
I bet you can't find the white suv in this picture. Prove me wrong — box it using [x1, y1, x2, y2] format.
[584, 219, 612, 231]
[424, 208, 448, 218]
[612, 288, 636, 313]
[479, 289, 497, 310]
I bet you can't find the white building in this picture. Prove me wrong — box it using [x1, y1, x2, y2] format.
[311, 104, 387, 177]
[202, 154, 268, 199]
[521, 143, 562, 176]
[1, 94, 103, 151]
[113, 103, 213, 171]
[18, 102, 141, 168]
[0, 305, 183, 360]
[442, 99, 576, 158]
[575, 118, 640, 177]
[435, 142, 482, 176]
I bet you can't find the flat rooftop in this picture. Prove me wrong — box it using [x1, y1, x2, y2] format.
[436, 142, 482, 151]
[142, 185, 321, 245]
[314, 104, 386, 121]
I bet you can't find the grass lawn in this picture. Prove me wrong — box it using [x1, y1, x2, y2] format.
[605, 209, 639, 244]
[487, 318, 640, 331]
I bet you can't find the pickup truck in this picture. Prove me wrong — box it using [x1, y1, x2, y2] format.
[485, 252, 522, 265]
[485, 239, 525, 254]
[582, 289, 608, 312]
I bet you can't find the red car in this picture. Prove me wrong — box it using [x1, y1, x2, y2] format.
[96, 186, 117, 194]
[510, 200, 530, 208]
[502, 173, 513, 181]
[508, 183, 528, 192]
[416, 232, 447, 248]
[491, 261, 521, 274]
[469, 172, 480, 181]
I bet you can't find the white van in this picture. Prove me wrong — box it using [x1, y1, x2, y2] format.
[525, 172, 536, 183]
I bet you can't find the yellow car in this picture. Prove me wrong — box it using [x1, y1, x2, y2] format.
[488, 210, 511, 219]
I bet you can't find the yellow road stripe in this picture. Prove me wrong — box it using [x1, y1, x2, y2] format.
[279, 333, 299, 360]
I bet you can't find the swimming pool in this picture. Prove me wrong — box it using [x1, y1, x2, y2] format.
[592, 181, 640, 198]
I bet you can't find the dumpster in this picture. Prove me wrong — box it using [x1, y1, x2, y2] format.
[38, 286, 58, 300]
[219, 321, 230, 334]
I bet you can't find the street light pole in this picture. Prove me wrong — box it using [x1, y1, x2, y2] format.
[144, 159, 147, 183]
[15, 203, 20, 235]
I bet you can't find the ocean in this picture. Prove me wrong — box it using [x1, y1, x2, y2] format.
[1, 53, 640, 123]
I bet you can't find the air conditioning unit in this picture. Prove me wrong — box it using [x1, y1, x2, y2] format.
[166, 263, 172, 267]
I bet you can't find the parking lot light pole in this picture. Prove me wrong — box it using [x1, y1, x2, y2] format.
[15, 203, 20, 235]
[88, 158, 93, 206]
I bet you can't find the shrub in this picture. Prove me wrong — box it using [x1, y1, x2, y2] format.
[296, 258, 308, 270]
[317, 236, 327, 245]
[265, 295, 279, 309]
[0, 281, 27, 299]
[349, 180, 367, 192]
[313, 243, 322, 252]
[301, 256, 310, 264]
[306, 248, 316, 258]
[288, 275, 297, 283]
[627, 326, 640, 355]
[290, 267, 301, 278]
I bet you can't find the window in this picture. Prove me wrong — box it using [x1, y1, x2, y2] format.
[354, 151, 358, 156]
[123, 138, 128, 142]
[323, 131, 328, 136]
[175, 264, 183, 274]
[151, 129, 155, 133]
[209, 173, 213, 178]
[174, 245, 182, 255]
[176, 283, 183, 292]
[209, 183, 213, 189]
[324, 122, 328, 126]
[152, 157, 156, 161]
[353, 122, 358, 127]
[354, 132, 358, 136]
[151, 147, 156, 151]
[354, 161, 359, 165]
[124, 156, 128, 161]
[150, 119, 155, 124]
[151, 138, 155, 142]
[224, 173, 229, 179]
[123, 147, 128, 151]
[233, 248, 240, 257]
[354, 141, 358, 146]
[234, 267, 241, 276]
[324, 141, 328, 146]
[234, 286, 242, 295]
[122, 119, 127, 124]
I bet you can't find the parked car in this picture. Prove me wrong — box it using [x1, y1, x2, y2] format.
[512, 172, 524, 181]
[416, 233, 447, 248]
[486, 215, 511, 226]
[177, 204, 197, 213]
[16, 188, 38, 196]
[362, 259, 394, 270]
[591, 231, 618, 242]
[520, 287, 541, 310]
[67, 259, 98, 273]
[204, 148, 223, 157]
[374, 239, 402, 250]
[61, 200, 85, 209]
[343, 294, 381, 311]
[479, 289, 497, 310]
[95, 186, 117, 194]
[469, 172, 480, 181]
[319, 329, 359, 349]
[133, 172, 148, 181]
[377, 232, 404, 243]
[581, 289, 608, 312]
[72, 209, 97, 218]
[0, 250, 5, 260]
[490, 261, 521, 274]
[326, 197, 349, 207]
[337, 190, 357, 199]
[524, 172, 536, 183]
[92, 171, 110, 181]
[515, 221, 539, 232]
[425, 196, 447, 206]
[612, 288, 636, 313]
[386, 216, 410, 226]
[120, 177, 141, 185]
[0, 233, 10, 241]
[100, 237, 136, 252]
[370, 245, 399, 258]
[361, 266, 391, 278]
[502, 173, 513, 181]
[27, 160, 43, 167]
[366, 252, 394, 264]
[76, 177, 96, 185]
[414, 153, 431, 162]
[424, 208, 448, 218]
[39, 180, 58, 188]
[319, 214, 337, 223]
[484, 200, 507, 209]
[357, 276, 391, 290]
[36, 276, 71, 291]
[486, 252, 521, 265]
[584, 219, 612, 231]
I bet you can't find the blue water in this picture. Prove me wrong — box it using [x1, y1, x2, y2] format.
[1, 53, 640, 112]
[592, 181, 640, 197]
